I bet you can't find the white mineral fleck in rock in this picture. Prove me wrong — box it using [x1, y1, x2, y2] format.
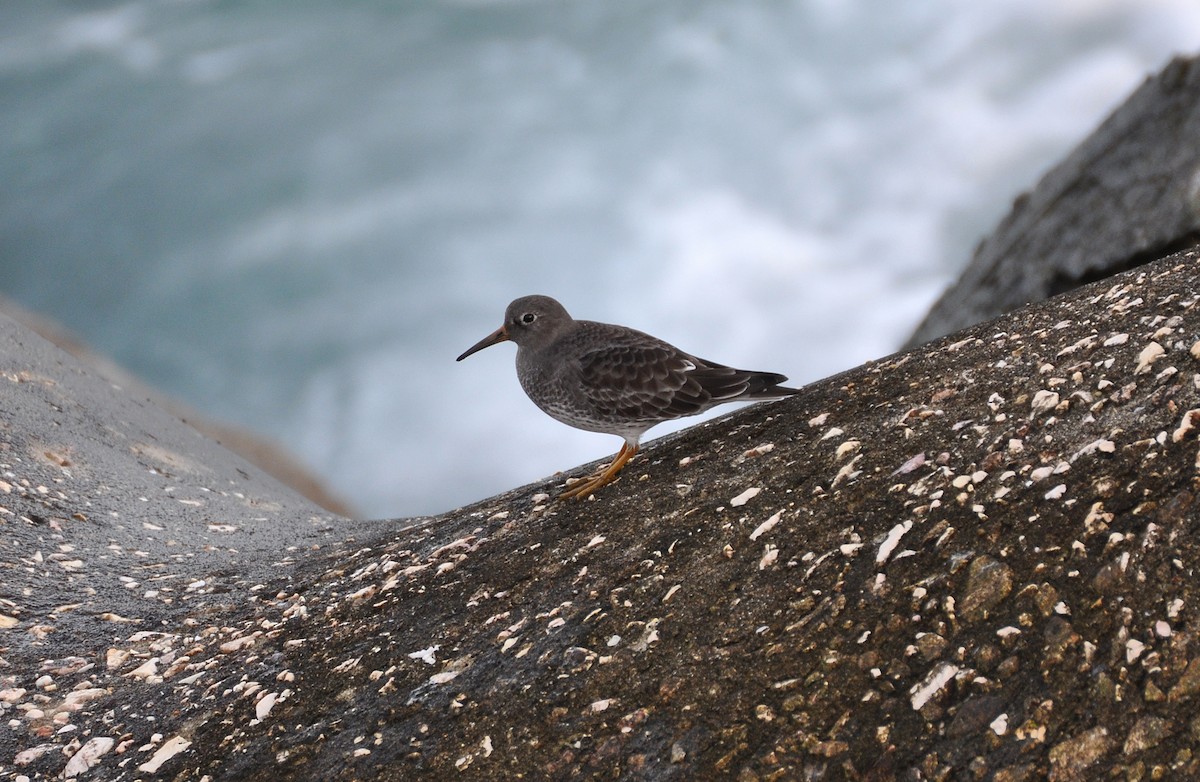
[910, 662, 959, 710]
[833, 454, 862, 486]
[1134, 341, 1165, 375]
[1072, 439, 1116, 460]
[347, 585, 376, 601]
[219, 636, 256, 653]
[255, 691, 278, 721]
[836, 440, 861, 459]
[730, 487, 761, 507]
[1173, 409, 1200, 442]
[749, 511, 783, 541]
[61, 688, 108, 711]
[137, 736, 192, 774]
[1031, 390, 1059, 415]
[876, 521, 913, 565]
[891, 453, 926, 476]
[1029, 466, 1054, 482]
[407, 645, 439, 665]
[0, 687, 26, 703]
[62, 737, 114, 778]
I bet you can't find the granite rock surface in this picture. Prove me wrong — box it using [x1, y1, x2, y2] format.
[2, 250, 1199, 780]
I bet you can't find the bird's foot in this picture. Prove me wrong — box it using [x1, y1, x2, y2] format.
[559, 444, 638, 500]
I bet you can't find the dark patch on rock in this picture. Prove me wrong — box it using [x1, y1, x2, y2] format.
[958, 556, 1014, 624]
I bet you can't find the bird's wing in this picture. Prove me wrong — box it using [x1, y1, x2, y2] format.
[575, 343, 751, 421]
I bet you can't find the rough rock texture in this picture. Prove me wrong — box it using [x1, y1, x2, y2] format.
[906, 55, 1200, 348]
[2, 249, 1200, 780]
[0, 293, 355, 517]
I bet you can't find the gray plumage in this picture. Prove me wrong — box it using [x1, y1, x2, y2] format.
[457, 295, 798, 498]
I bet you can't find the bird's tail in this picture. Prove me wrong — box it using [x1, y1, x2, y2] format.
[743, 371, 800, 400]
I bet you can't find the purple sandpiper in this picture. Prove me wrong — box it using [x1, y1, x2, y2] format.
[457, 295, 798, 499]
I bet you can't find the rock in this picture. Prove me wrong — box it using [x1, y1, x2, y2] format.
[3, 247, 1200, 779]
[61, 737, 114, 778]
[0, 293, 354, 517]
[1049, 727, 1111, 781]
[907, 55, 1200, 347]
[7, 54, 1200, 779]
[1124, 716, 1174, 754]
[958, 556, 1014, 623]
[1169, 659, 1200, 702]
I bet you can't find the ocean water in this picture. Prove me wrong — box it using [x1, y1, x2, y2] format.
[2, 2, 1198, 517]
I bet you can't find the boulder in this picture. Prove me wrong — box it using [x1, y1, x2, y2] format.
[2, 249, 1198, 780]
[907, 55, 1200, 348]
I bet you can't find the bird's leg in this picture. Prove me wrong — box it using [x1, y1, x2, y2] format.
[559, 443, 639, 500]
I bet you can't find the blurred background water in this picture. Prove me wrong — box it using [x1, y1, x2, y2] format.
[2, 1, 1198, 517]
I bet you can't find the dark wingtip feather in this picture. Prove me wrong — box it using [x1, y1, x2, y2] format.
[743, 371, 800, 399]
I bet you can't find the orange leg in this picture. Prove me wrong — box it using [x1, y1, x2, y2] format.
[560, 443, 639, 500]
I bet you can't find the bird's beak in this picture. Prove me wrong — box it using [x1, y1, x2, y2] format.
[456, 325, 510, 361]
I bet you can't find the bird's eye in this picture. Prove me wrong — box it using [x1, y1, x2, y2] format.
[521, 312, 537, 324]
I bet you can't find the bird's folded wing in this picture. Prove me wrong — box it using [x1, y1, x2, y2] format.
[576, 345, 750, 420]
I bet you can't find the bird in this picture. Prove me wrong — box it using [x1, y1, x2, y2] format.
[456, 295, 799, 499]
